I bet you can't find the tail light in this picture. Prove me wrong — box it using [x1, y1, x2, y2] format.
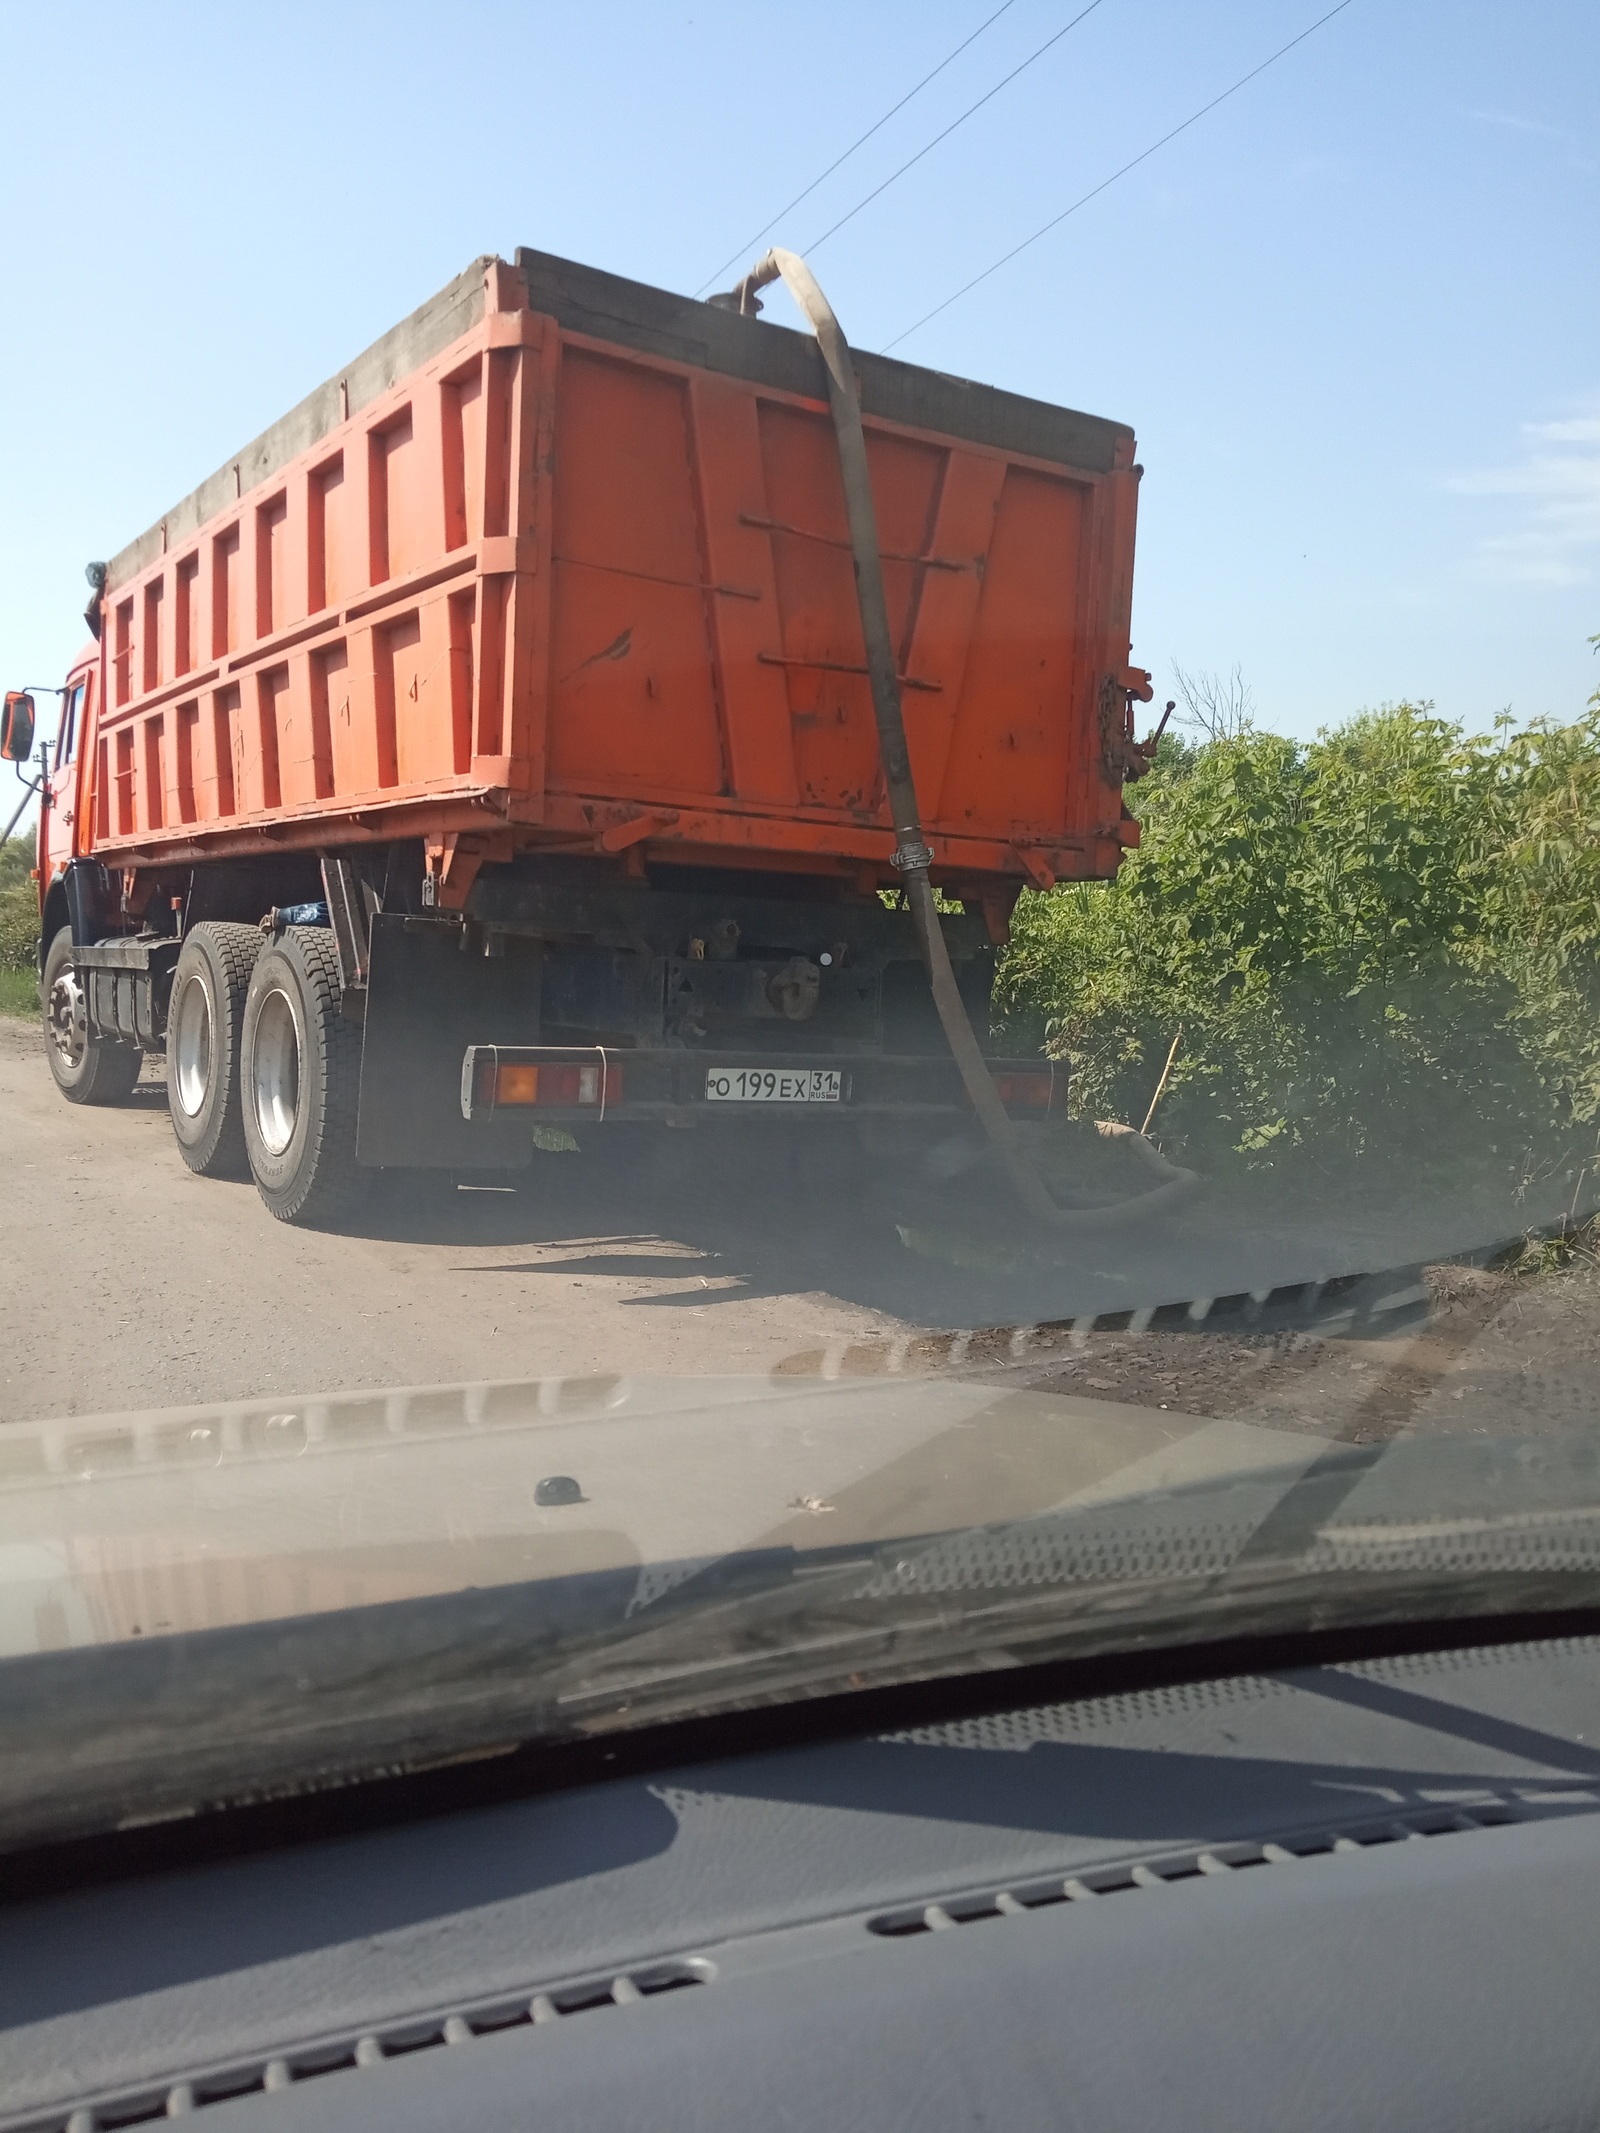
[992, 1071, 1054, 1109]
[507, 1062, 621, 1108]
[464, 1049, 622, 1118]
[494, 1062, 540, 1105]
[972, 1068, 1060, 1113]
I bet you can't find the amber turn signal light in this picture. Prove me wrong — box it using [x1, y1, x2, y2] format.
[495, 1063, 541, 1105]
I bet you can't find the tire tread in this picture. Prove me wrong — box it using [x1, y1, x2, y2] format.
[250, 927, 365, 1226]
[168, 922, 262, 1175]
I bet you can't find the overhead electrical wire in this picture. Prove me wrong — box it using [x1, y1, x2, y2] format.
[802, 0, 1108, 258]
[881, 0, 1357, 352]
[694, 0, 1020, 296]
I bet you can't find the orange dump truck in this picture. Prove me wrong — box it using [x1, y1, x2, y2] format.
[5, 248, 1152, 1223]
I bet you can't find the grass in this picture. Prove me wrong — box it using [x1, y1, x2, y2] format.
[1492, 1213, 1600, 1281]
[0, 968, 37, 1018]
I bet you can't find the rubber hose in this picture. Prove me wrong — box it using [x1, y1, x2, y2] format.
[730, 249, 1197, 1231]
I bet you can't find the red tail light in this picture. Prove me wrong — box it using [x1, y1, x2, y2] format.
[992, 1071, 1054, 1109]
[471, 1054, 624, 1111]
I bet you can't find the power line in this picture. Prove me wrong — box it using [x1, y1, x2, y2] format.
[694, 1, 1019, 297]
[803, 0, 1108, 258]
[882, 0, 1356, 352]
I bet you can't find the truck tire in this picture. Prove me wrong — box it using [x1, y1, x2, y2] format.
[41, 926, 143, 1107]
[240, 927, 366, 1226]
[166, 923, 263, 1177]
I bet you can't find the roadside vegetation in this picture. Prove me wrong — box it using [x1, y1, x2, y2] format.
[0, 828, 37, 1018]
[994, 645, 1600, 1211]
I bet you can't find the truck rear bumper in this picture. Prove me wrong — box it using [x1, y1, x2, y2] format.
[461, 1045, 1064, 1127]
[354, 911, 1064, 1170]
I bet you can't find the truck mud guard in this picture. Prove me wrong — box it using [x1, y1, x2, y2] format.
[73, 934, 181, 1049]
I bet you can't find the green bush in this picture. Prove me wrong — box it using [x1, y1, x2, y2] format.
[0, 828, 39, 983]
[1475, 699, 1600, 1124]
[0, 822, 42, 1016]
[994, 678, 1600, 1187]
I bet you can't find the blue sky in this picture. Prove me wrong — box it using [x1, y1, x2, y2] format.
[2, 0, 1595, 788]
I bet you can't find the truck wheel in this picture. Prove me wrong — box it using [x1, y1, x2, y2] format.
[166, 923, 263, 1177]
[41, 926, 143, 1106]
[240, 927, 366, 1225]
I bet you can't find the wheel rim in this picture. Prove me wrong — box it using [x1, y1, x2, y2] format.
[172, 972, 214, 1118]
[47, 964, 87, 1071]
[251, 986, 302, 1157]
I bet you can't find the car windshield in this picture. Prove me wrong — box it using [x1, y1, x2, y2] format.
[2, 3, 1597, 1856]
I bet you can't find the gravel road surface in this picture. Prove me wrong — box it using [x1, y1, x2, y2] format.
[1, 1020, 905, 1420]
[6, 1013, 1594, 1435]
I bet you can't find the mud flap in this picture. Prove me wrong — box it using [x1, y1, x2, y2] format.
[356, 913, 542, 1168]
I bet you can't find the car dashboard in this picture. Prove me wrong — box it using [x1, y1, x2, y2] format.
[5, 1627, 1600, 2132]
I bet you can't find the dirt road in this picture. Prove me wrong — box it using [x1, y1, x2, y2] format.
[6, 1014, 1595, 1437]
[1, 1019, 904, 1421]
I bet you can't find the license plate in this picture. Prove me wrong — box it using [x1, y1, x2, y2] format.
[705, 1068, 843, 1104]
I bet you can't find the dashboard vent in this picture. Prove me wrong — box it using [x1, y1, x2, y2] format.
[11, 1960, 713, 2133]
[866, 1790, 1578, 1938]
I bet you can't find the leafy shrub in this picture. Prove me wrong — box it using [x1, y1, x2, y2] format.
[994, 683, 1600, 1187]
[0, 828, 38, 979]
[1475, 699, 1600, 1124]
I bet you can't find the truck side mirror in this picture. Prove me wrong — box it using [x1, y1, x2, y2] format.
[1, 692, 36, 762]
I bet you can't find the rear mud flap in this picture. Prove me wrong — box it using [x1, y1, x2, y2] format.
[356, 913, 542, 1168]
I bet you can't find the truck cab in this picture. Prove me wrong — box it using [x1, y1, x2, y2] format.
[2, 645, 146, 1109]
[39, 653, 96, 920]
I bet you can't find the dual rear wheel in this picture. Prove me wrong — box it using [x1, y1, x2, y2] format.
[167, 923, 364, 1225]
[166, 923, 262, 1176]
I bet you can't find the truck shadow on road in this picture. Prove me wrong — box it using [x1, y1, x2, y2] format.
[344, 1134, 1485, 1339]
[347, 1140, 1112, 1331]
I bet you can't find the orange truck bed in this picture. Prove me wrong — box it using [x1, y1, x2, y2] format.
[85, 250, 1146, 906]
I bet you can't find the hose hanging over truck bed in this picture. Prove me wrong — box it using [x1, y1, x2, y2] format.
[721, 249, 1197, 1232]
